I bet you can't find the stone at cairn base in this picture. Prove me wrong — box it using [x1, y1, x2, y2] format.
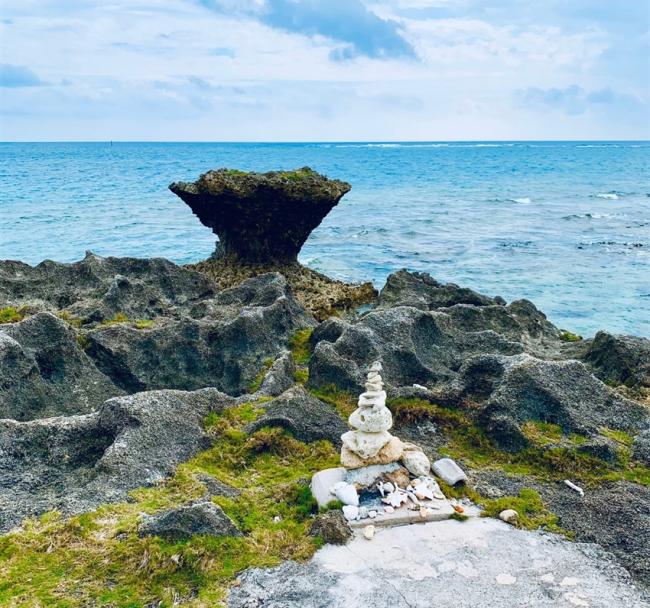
[310, 467, 346, 508]
[340, 436, 404, 469]
[347, 498, 455, 529]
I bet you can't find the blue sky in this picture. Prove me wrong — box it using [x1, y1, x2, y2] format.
[1, 0, 648, 140]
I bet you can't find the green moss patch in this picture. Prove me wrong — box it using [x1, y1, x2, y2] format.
[559, 330, 582, 342]
[248, 358, 274, 393]
[0, 306, 29, 324]
[289, 328, 313, 384]
[309, 385, 357, 419]
[0, 400, 339, 607]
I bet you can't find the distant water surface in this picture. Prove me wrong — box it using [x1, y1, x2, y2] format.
[1, 141, 649, 337]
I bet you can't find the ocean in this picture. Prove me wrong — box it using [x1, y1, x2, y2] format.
[1, 141, 648, 337]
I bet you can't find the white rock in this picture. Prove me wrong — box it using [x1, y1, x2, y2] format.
[563, 480, 585, 497]
[358, 390, 386, 408]
[383, 506, 394, 513]
[412, 383, 427, 390]
[369, 361, 383, 372]
[368, 510, 377, 519]
[310, 467, 346, 507]
[332, 481, 359, 506]
[358, 506, 368, 519]
[377, 481, 394, 496]
[349, 405, 392, 433]
[342, 505, 359, 521]
[496, 573, 517, 585]
[345, 463, 400, 490]
[401, 450, 431, 477]
[432, 458, 468, 485]
[363, 525, 375, 540]
[419, 508, 429, 519]
[341, 430, 391, 459]
[499, 509, 518, 524]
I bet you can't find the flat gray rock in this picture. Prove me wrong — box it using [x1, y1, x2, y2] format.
[138, 501, 241, 541]
[229, 518, 649, 607]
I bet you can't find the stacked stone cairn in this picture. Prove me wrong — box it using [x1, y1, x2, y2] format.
[340, 362, 403, 468]
[311, 361, 464, 530]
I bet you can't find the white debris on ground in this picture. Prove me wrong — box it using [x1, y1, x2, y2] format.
[229, 517, 650, 608]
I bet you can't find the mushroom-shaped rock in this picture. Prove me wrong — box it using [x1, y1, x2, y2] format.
[169, 168, 351, 264]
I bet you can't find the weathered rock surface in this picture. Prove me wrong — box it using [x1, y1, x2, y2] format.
[0, 388, 232, 532]
[378, 268, 502, 310]
[0, 312, 121, 420]
[471, 470, 650, 586]
[229, 518, 649, 607]
[309, 510, 352, 545]
[308, 270, 650, 454]
[461, 354, 649, 450]
[308, 304, 526, 394]
[0, 252, 215, 323]
[138, 501, 241, 540]
[581, 331, 650, 388]
[86, 273, 313, 395]
[169, 168, 351, 265]
[247, 385, 347, 446]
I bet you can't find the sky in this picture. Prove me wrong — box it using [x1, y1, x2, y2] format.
[0, 0, 648, 141]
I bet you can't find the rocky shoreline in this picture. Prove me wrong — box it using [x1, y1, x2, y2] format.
[1, 168, 648, 605]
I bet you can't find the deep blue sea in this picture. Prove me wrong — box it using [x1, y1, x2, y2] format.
[1, 142, 649, 337]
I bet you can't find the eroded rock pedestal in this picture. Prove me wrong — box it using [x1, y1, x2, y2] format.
[169, 167, 375, 319]
[170, 168, 349, 264]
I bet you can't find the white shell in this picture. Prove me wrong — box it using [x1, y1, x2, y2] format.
[363, 524, 375, 540]
[413, 482, 434, 501]
[382, 490, 409, 508]
[342, 505, 359, 521]
[332, 482, 359, 506]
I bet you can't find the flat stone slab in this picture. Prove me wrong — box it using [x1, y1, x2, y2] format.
[229, 517, 649, 608]
[348, 498, 455, 528]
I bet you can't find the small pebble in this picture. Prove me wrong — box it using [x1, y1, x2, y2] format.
[453, 504, 464, 514]
[384, 506, 394, 513]
[419, 508, 429, 519]
[498, 509, 518, 524]
[368, 510, 377, 519]
[363, 525, 375, 540]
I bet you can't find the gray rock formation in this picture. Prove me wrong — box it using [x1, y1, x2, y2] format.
[0, 388, 233, 532]
[169, 168, 351, 265]
[246, 385, 347, 447]
[85, 273, 313, 395]
[581, 331, 650, 388]
[0, 312, 121, 420]
[0, 252, 214, 324]
[457, 353, 648, 450]
[138, 501, 241, 540]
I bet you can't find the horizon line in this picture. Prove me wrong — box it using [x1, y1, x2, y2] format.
[1, 139, 648, 144]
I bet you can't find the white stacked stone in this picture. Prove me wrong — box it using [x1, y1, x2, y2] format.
[341, 362, 402, 468]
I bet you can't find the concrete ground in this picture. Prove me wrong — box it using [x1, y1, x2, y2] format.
[229, 517, 649, 608]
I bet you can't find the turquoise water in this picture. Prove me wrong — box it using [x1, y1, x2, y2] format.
[1, 142, 649, 337]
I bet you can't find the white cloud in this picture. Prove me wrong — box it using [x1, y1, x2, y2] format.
[0, 0, 647, 140]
